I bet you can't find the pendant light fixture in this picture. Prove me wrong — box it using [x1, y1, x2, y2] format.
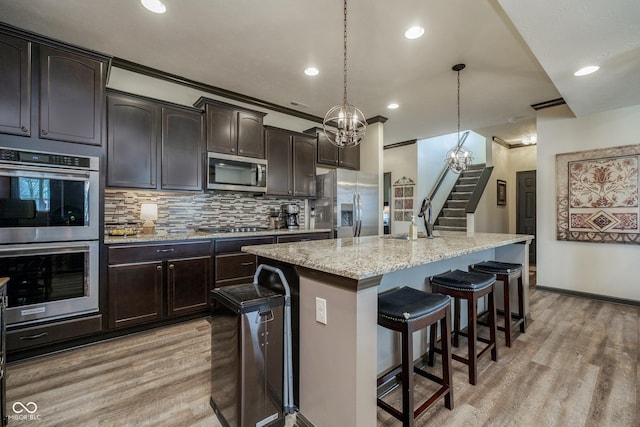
[323, 0, 367, 148]
[446, 63, 473, 173]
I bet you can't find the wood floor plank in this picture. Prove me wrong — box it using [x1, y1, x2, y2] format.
[6, 287, 639, 426]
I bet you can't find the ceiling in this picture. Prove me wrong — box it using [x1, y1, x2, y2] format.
[0, 0, 638, 147]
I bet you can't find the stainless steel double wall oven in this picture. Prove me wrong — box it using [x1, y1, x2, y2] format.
[0, 147, 99, 325]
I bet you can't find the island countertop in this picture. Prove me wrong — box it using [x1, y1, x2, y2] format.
[243, 231, 533, 281]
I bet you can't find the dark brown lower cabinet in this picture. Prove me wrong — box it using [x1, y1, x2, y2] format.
[107, 242, 212, 329]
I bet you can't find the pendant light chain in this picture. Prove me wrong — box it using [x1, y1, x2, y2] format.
[322, 0, 367, 148]
[343, 0, 348, 105]
[457, 67, 461, 145]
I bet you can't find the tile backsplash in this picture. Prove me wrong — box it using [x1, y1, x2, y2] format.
[104, 190, 306, 232]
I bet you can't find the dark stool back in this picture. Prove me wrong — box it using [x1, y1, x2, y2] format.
[377, 286, 453, 426]
[469, 261, 526, 347]
[429, 269, 498, 385]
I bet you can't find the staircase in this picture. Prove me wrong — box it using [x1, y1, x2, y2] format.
[434, 164, 486, 232]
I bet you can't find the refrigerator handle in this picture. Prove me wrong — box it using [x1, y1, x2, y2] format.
[355, 192, 362, 237]
[352, 192, 358, 237]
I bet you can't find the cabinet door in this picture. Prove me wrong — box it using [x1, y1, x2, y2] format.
[108, 261, 164, 329]
[237, 111, 264, 158]
[39, 45, 104, 145]
[205, 103, 236, 155]
[317, 131, 339, 167]
[339, 144, 360, 170]
[167, 256, 211, 316]
[161, 107, 203, 191]
[266, 129, 293, 196]
[107, 94, 159, 189]
[0, 34, 31, 137]
[293, 134, 317, 197]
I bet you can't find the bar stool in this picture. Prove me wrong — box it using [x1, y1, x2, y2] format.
[429, 270, 498, 385]
[469, 261, 526, 347]
[377, 286, 453, 426]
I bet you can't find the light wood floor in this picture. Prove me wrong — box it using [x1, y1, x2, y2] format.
[7, 286, 639, 426]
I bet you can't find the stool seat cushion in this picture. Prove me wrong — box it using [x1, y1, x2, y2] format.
[430, 269, 496, 290]
[378, 286, 450, 322]
[471, 261, 523, 275]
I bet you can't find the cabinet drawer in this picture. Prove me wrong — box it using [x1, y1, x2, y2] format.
[276, 232, 330, 243]
[216, 253, 258, 281]
[109, 241, 211, 264]
[7, 314, 102, 351]
[215, 236, 274, 254]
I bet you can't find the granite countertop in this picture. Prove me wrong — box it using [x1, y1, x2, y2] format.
[104, 228, 332, 245]
[242, 231, 533, 281]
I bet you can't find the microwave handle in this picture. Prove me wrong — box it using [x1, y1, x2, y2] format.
[257, 164, 265, 184]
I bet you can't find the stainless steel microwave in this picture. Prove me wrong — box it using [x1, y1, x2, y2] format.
[206, 152, 267, 193]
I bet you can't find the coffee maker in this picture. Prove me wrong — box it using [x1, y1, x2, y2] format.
[281, 204, 300, 230]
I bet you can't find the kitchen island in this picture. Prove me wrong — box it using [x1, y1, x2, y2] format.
[243, 231, 533, 427]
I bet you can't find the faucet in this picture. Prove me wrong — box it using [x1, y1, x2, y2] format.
[418, 197, 434, 239]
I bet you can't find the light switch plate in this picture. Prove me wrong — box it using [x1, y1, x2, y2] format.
[315, 297, 327, 325]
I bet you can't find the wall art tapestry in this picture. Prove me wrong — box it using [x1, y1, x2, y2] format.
[556, 143, 639, 244]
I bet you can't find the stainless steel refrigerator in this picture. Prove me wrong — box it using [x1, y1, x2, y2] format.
[313, 169, 379, 238]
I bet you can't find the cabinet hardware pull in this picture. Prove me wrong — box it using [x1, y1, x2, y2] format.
[19, 332, 48, 340]
[240, 262, 254, 266]
[156, 249, 175, 253]
[41, 129, 48, 135]
[169, 264, 175, 270]
[156, 265, 163, 271]
[21, 126, 28, 132]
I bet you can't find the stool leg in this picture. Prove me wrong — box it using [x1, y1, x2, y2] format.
[518, 275, 526, 333]
[467, 297, 477, 385]
[488, 288, 498, 362]
[453, 298, 461, 347]
[441, 308, 454, 409]
[401, 325, 414, 427]
[501, 274, 512, 347]
[428, 324, 436, 367]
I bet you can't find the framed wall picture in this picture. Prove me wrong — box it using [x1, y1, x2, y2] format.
[497, 180, 507, 205]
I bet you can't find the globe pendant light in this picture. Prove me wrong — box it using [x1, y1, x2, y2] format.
[323, 0, 367, 148]
[446, 63, 473, 173]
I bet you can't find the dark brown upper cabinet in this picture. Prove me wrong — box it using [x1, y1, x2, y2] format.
[161, 106, 203, 191]
[306, 126, 360, 170]
[0, 33, 31, 137]
[0, 27, 108, 146]
[194, 97, 266, 159]
[107, 90, 203, 191]
[39, 46, 105, 145]
[265, 126, 316, 198]
[107, 93, 159, 189]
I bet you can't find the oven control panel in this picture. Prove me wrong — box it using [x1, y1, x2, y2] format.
[0, 148, 91, 169]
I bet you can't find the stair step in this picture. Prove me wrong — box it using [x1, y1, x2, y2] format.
[449, 192, 472, 200]
[437, 217, 467, 227]
[444, 200, 468, 209]
[442, 208, 465, 217]
[459, 176, 480, 185]
[455, 183, 476, 192]
[434, 225, 466, 232]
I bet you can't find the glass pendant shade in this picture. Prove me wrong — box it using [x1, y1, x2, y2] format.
[446, 145, 472, 174]
[323, 103, 367, 148]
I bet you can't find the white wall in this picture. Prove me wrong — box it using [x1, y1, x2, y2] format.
[382, 143, 417, 234]
[474, 142, 537, 233]
[537, 104, 640, 301]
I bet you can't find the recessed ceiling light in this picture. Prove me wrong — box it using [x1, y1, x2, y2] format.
[404, 26, 425, 40]
[304, 67, 319, 76]
[141, 0, 166, 14]
[574, 65, 599, 76]
[387, 103, 399, 110]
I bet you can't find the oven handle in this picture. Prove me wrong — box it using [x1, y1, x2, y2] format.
[0, 163, 92, 179]
[0, 242, 92, 257]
